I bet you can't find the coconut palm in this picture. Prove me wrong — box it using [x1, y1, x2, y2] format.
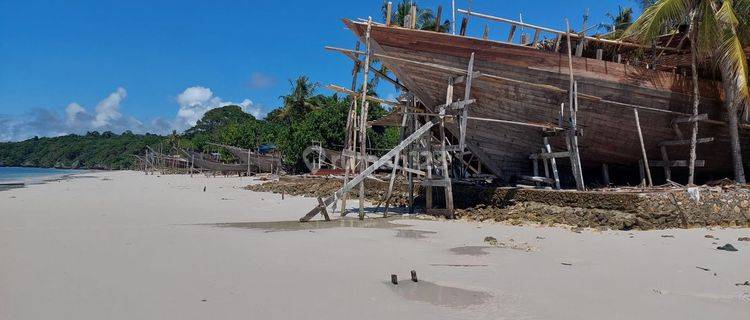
[624, 0, 748, 184]
[381, 0, 450, 32]
[272, 76, 321, 123]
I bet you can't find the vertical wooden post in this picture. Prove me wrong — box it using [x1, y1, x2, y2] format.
[459, 17, 468, 36]
[339, 41, 361, 216]
[434, 6, 442, 32]
[532, 28, 540, 46]
[357, 18, 373, 220]
[564, 20, 585, 191]
[457, 53, 475, 177]
[410, 5, 417, 29]
[660, 145, 672, 182]
[532, 159, 540, 188]
[441, 77, 455, 218]
[633, 109, 653, 187]
[507, 25, 517, 43]
[602, 163, 610, 186]
[596, 49, 603, 60]
[543, 136, 561, 190]
[639, 160, 646, 187]
[385, 2, 392, 27]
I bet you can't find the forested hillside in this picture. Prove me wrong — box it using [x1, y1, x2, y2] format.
[0, 76, 398, 171]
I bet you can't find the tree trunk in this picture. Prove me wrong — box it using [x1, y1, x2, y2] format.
[720, 65, 747, 183]
[687, 16, 701, 186]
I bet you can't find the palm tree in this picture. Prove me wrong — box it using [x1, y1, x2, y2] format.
[274, 76, 320, 123]
[601, 6, 635, 35]
[624, 0, 748, 184]
[381, 0, 450, 32]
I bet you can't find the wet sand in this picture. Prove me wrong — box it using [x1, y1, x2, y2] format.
[1, 171, 749, 319]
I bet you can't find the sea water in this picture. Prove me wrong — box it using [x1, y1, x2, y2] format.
[0, 167, 83, 184]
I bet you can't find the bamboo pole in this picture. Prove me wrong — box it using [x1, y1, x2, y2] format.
[357, 18, 373, 220]
[633, 109, 653, 187]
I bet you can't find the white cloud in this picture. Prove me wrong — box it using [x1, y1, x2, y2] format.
[0, 86, 262, 142]
[65, 102, 86, 125]
[92, 87, 126, 127]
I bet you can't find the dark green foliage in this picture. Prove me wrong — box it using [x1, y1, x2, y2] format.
[0, 133, 164, 169]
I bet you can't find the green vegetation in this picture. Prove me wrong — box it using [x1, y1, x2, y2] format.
[0, 76, 399, 172]
[623, 0, 749, 183]
[0, 131, 164, 170]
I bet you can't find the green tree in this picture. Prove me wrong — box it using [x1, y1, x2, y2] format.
[381, 0, 450, 32]
[624, 0, 749, 184]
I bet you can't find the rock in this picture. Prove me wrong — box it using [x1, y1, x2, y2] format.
[484, 236, 498, 246]
[738, 237, 750, 242]
[716, 244, 738, 252]
[704, 234, 715, 239]
[661, 235, 674, 238]
[571, 226, 583, 233]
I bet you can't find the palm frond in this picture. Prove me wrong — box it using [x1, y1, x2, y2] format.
[696, 0, 721, 59]
[717, 0, 740, 25]
[718, 28, 750, 118]
[623, 0, 691, 43]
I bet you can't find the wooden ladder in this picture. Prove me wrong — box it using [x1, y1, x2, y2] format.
[655, 113, 713, 182]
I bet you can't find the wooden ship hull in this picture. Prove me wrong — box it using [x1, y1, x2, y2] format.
[183, 150, 249, 173]
[212, 144, 282, 173]
[345, 20, 750, 183]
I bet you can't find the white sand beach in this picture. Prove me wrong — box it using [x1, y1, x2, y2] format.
[1, 171, 748, 319]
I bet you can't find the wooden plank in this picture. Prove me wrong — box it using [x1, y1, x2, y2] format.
[659, 137, 714, 147]
[357, 19, 374, 220]
[421, 179, 450, 187]
[650, 160, 706, 167]
[300, 121, 436, 222]
[521, 175, 555, 184]
[671, 113, 708, 124]
[529, 151, 570, 160]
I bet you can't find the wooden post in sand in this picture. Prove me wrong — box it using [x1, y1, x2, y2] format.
[357, 18, 373, 220]
[633, 109, 653, 187]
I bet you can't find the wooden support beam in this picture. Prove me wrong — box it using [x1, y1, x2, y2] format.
[543, 137, 561, 189]
[459, 17, 468, 36]
[521, 175, 556, 184]
[602, 163, 610, 186]
[507, 25, 517, 43]
[386, 1, 392, 26]
[660, 145, 672, 181]
[451, 71, 481, 84]
[326, 84, 408, 108]
[357, 19, 373, 220]
[529, 151, 570, 160]
[457, 9, 682, 52]
[300, 121, 436, 222]
[596, 49, 603, 60]
[434, 6, 442, 32]
[650, 160, 706, 167]
[531, 28, 540, 46]
[324, 46, 409, 91]
[659, 137, 714, 147]
[671, 113, 708, 124]
[421, 179, 450, 187]
[459, 52, 475, 158]
[633, 109, 653, 187]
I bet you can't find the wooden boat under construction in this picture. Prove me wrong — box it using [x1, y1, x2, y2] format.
[343, 17, 750, 185]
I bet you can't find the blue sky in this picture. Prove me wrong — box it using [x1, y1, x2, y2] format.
[0, 0, 642, 141]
